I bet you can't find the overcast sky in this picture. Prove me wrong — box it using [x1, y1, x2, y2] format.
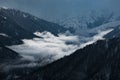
[0, 0, 120, 21]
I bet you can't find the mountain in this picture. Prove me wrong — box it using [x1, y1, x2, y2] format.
[0, 44, 21, 80]
[0, 9, 36, 45]
[1, 7, 120, 80]
[18, 37, 120, 80]
[0, 8, 67, 45]
[0, 8, 66, 35]
[104, 25, 120, 38]
[0, 8, 69, 80]
[56, 12, 115, 35]
[0, 45, 21, 64]
[0, 34, 23, 46]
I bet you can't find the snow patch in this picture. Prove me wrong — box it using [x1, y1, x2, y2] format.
[0, 6, 8, 9]
[23, 14, 27, 18]
[4, 16, 7, 19]
[34, 17, 38, 20]
[0, 33, 9, 37]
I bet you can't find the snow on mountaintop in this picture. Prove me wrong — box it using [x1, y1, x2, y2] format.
[0, 6, 8, 9]
[23, 14, 28, 18]
[55, 12, 116, 35]
[0, 33, 9, 37]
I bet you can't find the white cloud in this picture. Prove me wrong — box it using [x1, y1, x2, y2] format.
[80, 29, 113, 48]
[7, 29, 113, 67]
[8, 31, 79, 61]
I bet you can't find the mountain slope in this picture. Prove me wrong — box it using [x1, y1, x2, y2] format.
[0, 35, 22, 46]
[0, 8, 66, 35]
[56, 12, 114, 35]
[0, 45, 22, 80]
[0, 9, 36, 39]
[0, 8, 67, 45]
[19, 37, 120, 80]
[104, 25, 120, 38]
[0, 45, 21, 63]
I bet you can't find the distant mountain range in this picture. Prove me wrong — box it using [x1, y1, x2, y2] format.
[56, 12, 115, 34]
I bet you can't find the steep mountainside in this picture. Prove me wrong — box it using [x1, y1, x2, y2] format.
[0, 45, 21, 63]
[0, 8, 66, 35]
[0, 45, 21, 80]
[0, 8, 67, 45]
[56, 12, 114, 34]
[19, 38, 120, 80]
[0, 35, 22, 46]
[104, 25, 120, 38]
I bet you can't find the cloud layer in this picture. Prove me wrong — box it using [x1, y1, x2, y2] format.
[6, 28, 114, 69]
[8, 31, 79, 61]
[8, 29, 113, 61]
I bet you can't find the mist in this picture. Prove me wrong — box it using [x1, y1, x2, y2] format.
[8, 28, 113, 62]
[0, 0, 120, 21]
[8, 31, 79, 61]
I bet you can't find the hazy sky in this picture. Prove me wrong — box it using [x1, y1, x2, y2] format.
[0, 0, 120, 21]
